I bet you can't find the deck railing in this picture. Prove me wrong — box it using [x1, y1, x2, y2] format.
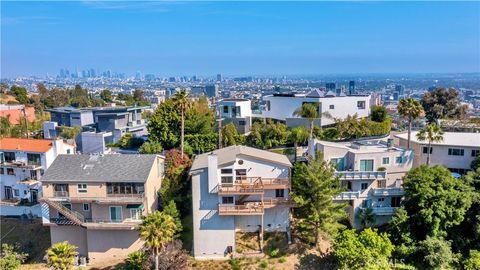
[335, 171, 387, 180]
[218, 203, 264, 215]
[371, 188, 404, 196]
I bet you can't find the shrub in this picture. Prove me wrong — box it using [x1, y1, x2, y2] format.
[269, 247, 280, 258]
[464, 250, 480, 270]
[278, 256, 287, 263]
[138, 141, 163, 154]
[371, 105, 388, 122]
[229, 258, 242, 270]
[124, 250, 149, 270]
[321, 127, 339, 141]
[259, 260, 268, 269]
[366, 118, 392, 136]
[0, 244, 28, 270]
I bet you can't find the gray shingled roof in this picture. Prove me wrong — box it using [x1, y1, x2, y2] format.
[41, 154, 159, 183]
[190, 145, 292, 171]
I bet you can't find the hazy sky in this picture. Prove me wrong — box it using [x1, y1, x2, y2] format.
[1, 1, 479, 78]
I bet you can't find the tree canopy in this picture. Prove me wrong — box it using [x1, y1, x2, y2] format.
[421, 87, 468, 123]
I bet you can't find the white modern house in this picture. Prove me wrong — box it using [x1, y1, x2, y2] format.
[395, 131, 480, 174]
[308, 138, 413, 228]
[0, 138, 75, 204]
[190, 145, 293, 259]
[219, 98, 252, 134]
[262, 90, 372, 128]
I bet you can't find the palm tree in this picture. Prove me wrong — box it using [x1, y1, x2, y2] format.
[293, 103, 319, 138]
[356, 208, 376, 229]
[172, 90, 189, 158]
[289, 126, 309, 163]
[138, 211, 177, 270]
[47, 241, 78, 270]
[398, 97, 424, 148]
[416, 123, 444, 165]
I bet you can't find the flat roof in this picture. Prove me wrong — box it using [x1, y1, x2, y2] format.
[395, 132, 480, 148]
[0, 138, 54, 153]
[314, 138, 407, 154]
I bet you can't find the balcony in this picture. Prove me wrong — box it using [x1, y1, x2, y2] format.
[1, 160, 42, 170]
[333, 191, 361, 201]
[49, 192, 145, 204]
[218, 203, 264, 216]
[371, 207, 399, 216]
[335, 171, 386, 180]
[262, 197, 294, 208]
[218, 177, 290, 195]
[53, 191, 69, 199]
[371, 188, 404, 196]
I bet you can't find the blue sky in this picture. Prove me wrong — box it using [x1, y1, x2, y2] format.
[1, 1, 479, 77]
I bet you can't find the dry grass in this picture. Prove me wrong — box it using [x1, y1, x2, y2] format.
[235, 232, 261, 254]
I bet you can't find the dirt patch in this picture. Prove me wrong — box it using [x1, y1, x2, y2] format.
[235, 232, 260, 254]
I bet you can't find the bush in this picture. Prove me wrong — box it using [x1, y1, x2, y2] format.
[124, 250, 149, 270]
[229, 258, 242, 270]
[371, 105, 388, 122]
[464, 250, 480, 270]
[184, 133, 218, 154]
[119, 133, 144, 149]
[259, 260, 268, 269]
[278, 256, 287, 263]
[0, 244, 27, 270]
[139, 141, 163, 154]
[321, 127, 339, 141]
[270, 247, 280, 258]
[366, 117, 392, 136]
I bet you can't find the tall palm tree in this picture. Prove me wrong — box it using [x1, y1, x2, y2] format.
[416, 123, 444, 165]
[289, 126, 309, 163]
[293, 103, 319, 139]
[47, 241, 78, 270]
[138, 211, 177, 270]
[172, 90, 189, 158]
[398, 97, 424, 148]
[356, 208, 376, 229]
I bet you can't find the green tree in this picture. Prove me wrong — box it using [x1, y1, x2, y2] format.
[293, 103, 318, 138]
[138, 211, 177, 270]
[59, 126, 81, 140]
[0, 244, 27, 270]
[370, 105, 388, 122]
[421, 87, 468, 123]
[403, 165, 473, 238]
[416, 124, 444, 165]
[464, 250, 480, 270]
[356, 207, 376, 229]
[162, 200, 183, 236]
[291, 155, 347, 248]
[336, 114, 369, 139]
[139, 141, 163, 154]
[472, 156, 480, 171]
[148, 99, 181, 149]
[288, 126, 309, 162]
[245, 120, 289, 149]
[417, 236, 456, 269]
[172, 90, 190, 158]
[398, 97, 424, 148]
[9, 86, 29, 104]
[100, 89, 113, 102]
[46, 241, 78, 270]
[388, 207, 416, 260]
[124, 250, 149, 270]
[333, 228, 394, 270]
[118, 133, 144, 149]
[222, 123, 245, 146]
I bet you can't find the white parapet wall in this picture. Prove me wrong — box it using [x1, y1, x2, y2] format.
[0, 204, 42, 217]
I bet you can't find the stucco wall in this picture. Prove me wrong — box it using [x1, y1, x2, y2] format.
[86, 229, 143, 264]
[50, 226, 88, 257]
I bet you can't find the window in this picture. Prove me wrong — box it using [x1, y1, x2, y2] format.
[396, 156, 403, 164]
[222, 196, 234, 204]
[378, 198, 385, 202]
[357, 101, 366, 109]
[130, 209, 142, 220]
[109, 206, 122, 222]
[4, 152, 15, 162]
[377, 180, 386, 188]
[330, 158, 345, 171]
[0, 168, 3, 175]
[221, 169, 233, 174]
[360, 159, 374, 171]
[361, 182, 368, 190]
[391, 197, 402, 207]
[382, 157, 390, 165]
[106, 183, 144, 195]
[448, 148, 464, 156]
[275, 189, 285, 198]
[27, 153, 41, 166]
[67, 149, 71, 154]
[77, 184, 87, 193]
[239, 120, 246, 126]
[329, 105, 335, 109]
[472, 150, 480, 157]
[235, 169, 247, 182]
[14, 189, 19, 196]
[83, 203, 90, 211]
[223, 106, 229, 113]
[221, 176, 233, 185]
[7, 168, 14, 175]
[422, 147, 433, 154]
[361, 200, 369, 208]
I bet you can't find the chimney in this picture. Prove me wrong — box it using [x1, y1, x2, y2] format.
[387, 138, 394, 148]
[208, 153, 218, 193]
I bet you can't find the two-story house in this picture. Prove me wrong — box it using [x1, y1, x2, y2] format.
[395, 131, 480, 175]
[0, 138, 75, 204]
[190, 145, 293, 259]
[308, 138, 413, 228]
[39, 154, 164, 264]
[219, 99, 252, 135]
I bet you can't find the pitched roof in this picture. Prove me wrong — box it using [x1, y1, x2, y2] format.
[190, 145, 292, 171]
[0, 138, 54, 153]
[41, 154, 160, 183]
[306, 89, 325, 98]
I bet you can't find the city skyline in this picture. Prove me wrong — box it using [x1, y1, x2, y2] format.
[2, 1, 480, 78]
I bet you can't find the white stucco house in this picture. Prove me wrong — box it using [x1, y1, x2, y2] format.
[394, 131, 480, 175]
[308, 137, 413, 228]
[262, 90, 372, 128]
[219, 99, 252, 135]
[190, 145, 293, 259]
[0, 138, 75, 205]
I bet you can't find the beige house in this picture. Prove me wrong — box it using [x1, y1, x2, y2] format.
[40, 154, 164, 264]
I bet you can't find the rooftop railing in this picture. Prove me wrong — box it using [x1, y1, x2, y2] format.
[371, 187, 404, 196]
[335, 171, 387, 180]
[333, 191, 361, 200]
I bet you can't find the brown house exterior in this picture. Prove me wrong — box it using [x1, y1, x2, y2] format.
[40, 154, 164, 264]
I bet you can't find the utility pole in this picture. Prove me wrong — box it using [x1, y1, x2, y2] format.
[22, 107, 29, 138]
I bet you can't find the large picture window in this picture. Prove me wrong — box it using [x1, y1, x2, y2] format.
[106, 183, 144, 195]
[4, 152, 15, 162]
[359, 160, 374, 171]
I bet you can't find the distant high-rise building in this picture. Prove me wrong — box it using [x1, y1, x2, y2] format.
[135, 71, 143, 81]
[395, 84, 405, 96]
[326, 82, 336, 91]
[349, 80, 356, 95]
[216, 73, 222, 82]
[82, 70, 88, 78]
[205, 85, 219, 98]
[145, 74, 156, 81]
[60, 69, 65, 78]
[169, 77, 176, 83]
[90, 68, 96, 78]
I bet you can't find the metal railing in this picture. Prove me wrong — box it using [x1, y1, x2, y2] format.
[371, 207, 398, 215]
[371, 188, 404, 196]
[262, 197, 293, 206]
[333, 191, 361, 200]
[53, 191, 69, 198]
[47, 199, 85, 223]
[335, 171, 387, 180]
